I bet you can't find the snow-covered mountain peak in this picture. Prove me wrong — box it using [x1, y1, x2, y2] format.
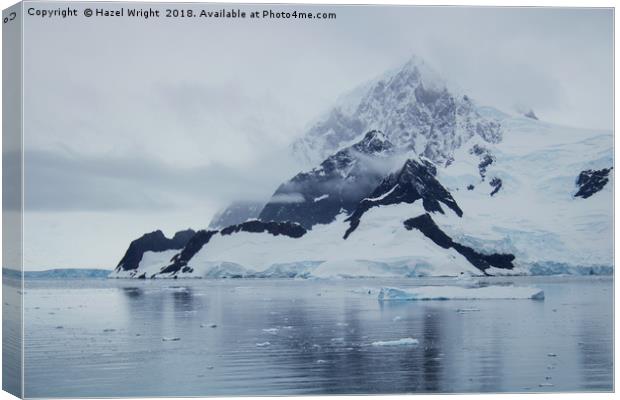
[292, 55, 504, 167]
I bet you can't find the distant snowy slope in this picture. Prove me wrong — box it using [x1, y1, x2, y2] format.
[434, 115, 613, 274]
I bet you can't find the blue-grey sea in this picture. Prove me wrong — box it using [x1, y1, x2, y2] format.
[9, 276, 613, 397]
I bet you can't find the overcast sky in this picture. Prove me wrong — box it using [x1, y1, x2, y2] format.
[21, 5, 612, 269]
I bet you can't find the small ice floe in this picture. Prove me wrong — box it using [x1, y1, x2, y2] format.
[162, 337, 181, 342]
[547, 353, 557, 357]
[378, 286, 545, 301]
[282, 326, 294, 330]
[201, 323, 217, 328]
[539, 383, 555, 387]
[371, 338, 419, 347]
[256, 342, 271, 347]
[331, 337, 344, 342]
[262, 328, 279, 335]
[316, 359, 328, 364]
[393, 316, 402, 322]
[336, 322, 349, 327]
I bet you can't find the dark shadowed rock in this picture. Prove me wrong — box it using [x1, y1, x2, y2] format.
[221, 220, 307, 238]
[344, 158, 462, 239]
[158, 230, 219, 276]
[259, 130, 396, 229]
[490, 177, 502, 196]
[115, 229, 196, 272]
[403, 213, 515, 273]
[469, 144, 495, 180]
[574, 168, 612, 199]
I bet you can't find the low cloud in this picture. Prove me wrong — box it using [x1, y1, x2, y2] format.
[269, 193, 306, 204]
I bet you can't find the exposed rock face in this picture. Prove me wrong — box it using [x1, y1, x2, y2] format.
[220, 220, 307, 238]
[209, 201, 264, 229]
[158, 230, 219, 276]
[403, 213, 515, 273]
[259, 131, 396, 229]
[344, 158, 462, 239]
[292, 56, 503, 167]
[524, 110, 539, 120]
[575, 168, 612, 199]
[115, 229, 195, 272]
[470, 144, 495, 180]
[490, 177, 502, 196]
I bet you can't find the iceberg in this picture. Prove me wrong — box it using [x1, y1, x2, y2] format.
[371, 338, 419, 346]
[378, 286, 545, 301]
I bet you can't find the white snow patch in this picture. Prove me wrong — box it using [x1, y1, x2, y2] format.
[313, 194, 329, 202]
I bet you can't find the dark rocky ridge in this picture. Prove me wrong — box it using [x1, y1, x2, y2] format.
[115, 229, 195, 272]
[344, 158, 462, 239]
[156, 220, 307, 277]
[403, 213, 515, 273]
[221, 220, 307, 238]
[574, 168, 612, 199]
[158, 230, 219, 276]
[259, 131, 396, 229]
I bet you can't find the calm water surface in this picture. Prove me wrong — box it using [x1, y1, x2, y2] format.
[19, 276, 612, 397]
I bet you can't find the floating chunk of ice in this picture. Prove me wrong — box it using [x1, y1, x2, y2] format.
[262, 328, 279, 334]
[256, 342, 271, 347]
[371, 338, 419, 347]
[162, 337, 181, 342]
[378, 286, 545, 301]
